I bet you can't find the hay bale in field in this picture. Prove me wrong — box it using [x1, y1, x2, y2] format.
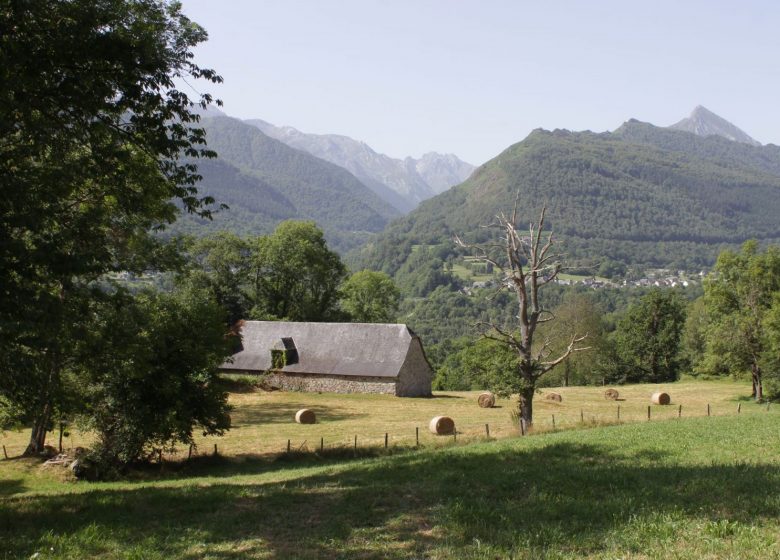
[295, 408, 316, 424]
[429, 415, 455, 435]
[477, 391, 496, 408]
[651, 392, 670, 405]
[604, 388, 620, 400]
[545, 392, 563, 402]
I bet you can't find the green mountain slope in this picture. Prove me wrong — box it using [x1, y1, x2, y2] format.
[171, 117, 401, 251]
[354, 123, 780, 282]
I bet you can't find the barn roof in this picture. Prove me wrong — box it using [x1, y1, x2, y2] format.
[221, 321, 419, 378]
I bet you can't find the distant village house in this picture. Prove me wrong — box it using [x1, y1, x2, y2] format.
[221, 321, 434, 397]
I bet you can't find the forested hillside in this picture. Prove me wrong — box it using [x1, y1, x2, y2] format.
[353, 123, 780, 284]
[171, 117, 400, 251]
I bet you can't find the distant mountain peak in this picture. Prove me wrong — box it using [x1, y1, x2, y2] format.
[244, 119, 475, 213]
[668, 106, 760, 146]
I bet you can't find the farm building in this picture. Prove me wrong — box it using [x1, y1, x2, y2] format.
[221, 321, 433, 397]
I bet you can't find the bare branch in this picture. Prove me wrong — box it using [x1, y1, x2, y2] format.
[540, 333, 591, 372]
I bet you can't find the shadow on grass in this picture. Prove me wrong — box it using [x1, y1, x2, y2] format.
[0, 478, 25, 497]
[2, 440, 779, 559]
[230, 401, 367, 427]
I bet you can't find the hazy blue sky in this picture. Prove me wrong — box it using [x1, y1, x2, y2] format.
[181, 0, 780, 164]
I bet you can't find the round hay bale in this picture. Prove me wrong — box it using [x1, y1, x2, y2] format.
[651, 392, 671, 405]
[604, 388, 620, 400]
[545, 392, 563, 402]
[295, 409, 316, 424]
[477, 391, 496, 408]
[429, 415, 455, 435]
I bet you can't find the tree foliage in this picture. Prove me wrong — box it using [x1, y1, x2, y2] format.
[607, 290, 686, 384]
[249, 221, 347, 321]
[0, 0, 222, 454]
[701, 241, 780, 400]
[341, 270, 400, 323]
[77, 287, 232, 472]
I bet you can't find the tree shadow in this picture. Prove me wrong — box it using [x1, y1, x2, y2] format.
[0, 478, 25, 497]
[2, 441, 778, 558]
[230, 401, 367, 427]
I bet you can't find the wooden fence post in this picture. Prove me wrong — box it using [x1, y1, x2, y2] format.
[647, 405, 651, 420]
[188, 444, 193, 460]
[354, 435, 357, 450]
[738, 403, 741, 414]
[580, 409, 584, 423]
[617, 405, 620, 420]
[707, 404, 711, 417]
[415, 427, 419, 447]
[287, 439, 291, 453]
[678, 404, 682, 418]
[320, 437, 324, 453]
[485, 423, 490, 438]
[213, 443, 218, 456]
[520, 418, 526, 436]
[384, 433, 388, 449]
[2, 445, 7, 460]
[552, 415, 556, 429]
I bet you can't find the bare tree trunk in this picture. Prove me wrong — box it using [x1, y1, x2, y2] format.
[24, 402, 51, 456]
[752, 363, 763, 402]
[519, 384, 535, 429]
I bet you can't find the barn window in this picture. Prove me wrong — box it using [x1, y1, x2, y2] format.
[271, 337, 298, 369]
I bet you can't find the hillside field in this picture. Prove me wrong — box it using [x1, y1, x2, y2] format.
[0, 379, 762, 459]
[2, 380, 780, 558]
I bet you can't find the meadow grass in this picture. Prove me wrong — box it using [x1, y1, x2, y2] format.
[0, 378, 761, 459]
[1, 380, 779, 558]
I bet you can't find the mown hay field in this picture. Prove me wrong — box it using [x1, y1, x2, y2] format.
[0, 378, 764, 460]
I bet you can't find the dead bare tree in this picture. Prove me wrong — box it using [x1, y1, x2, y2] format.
[455, 202, 589, 429]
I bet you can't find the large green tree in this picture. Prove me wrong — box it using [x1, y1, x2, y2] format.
[248, 221, 347, 321]
[0, 0, 221, 454]
[702, 241, 780, 401]
[77, 286, 232, 472]
[341, 270, 400, 323]
[609, 290, 686, 384]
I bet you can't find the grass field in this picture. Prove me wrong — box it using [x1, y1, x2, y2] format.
[0, 379, 761, 459]
[2, 380, 779, 559]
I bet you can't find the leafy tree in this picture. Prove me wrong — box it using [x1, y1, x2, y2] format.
[456, 205, 589, 427]
[188, 232, 249, 324]
[341, 270, 400, 323]
[680, 297, 710, 375]
[434, 337, 519, 391]
[248, 221, 347, 321]
[609, 290, 686, 383]
[0, 0, 221, 454]
[78, 286, 232, 472]
[702, 241, 780, 400]
[538, 293, 605, 387]
[760, 294, 780, 400]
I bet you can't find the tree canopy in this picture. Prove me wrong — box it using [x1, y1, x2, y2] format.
[0, 0, 223, 455]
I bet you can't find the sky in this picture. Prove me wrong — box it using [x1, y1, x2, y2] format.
[180, 0, 780, 165]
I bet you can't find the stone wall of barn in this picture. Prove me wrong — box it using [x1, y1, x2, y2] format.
[264, 372, 396, 395]
[396, 337, 434, 397]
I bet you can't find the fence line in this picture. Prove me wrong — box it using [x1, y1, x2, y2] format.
[0, 401, 775, 461]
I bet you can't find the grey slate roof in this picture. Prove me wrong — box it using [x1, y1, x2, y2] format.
[222, 321, 418, 378]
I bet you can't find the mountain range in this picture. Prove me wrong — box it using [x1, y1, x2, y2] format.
[245, 119, 474, 212]
[353, 107, 780, 291]
[172, 116, 401, 252]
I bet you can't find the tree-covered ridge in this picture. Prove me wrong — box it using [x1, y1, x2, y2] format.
[177, 116, 400, 244]
[354, 123, 780, 279]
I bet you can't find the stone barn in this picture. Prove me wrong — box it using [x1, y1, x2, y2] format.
[221, 321, 433, 397]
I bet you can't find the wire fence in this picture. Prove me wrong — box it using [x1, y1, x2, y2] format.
[1, 400, 774, 462]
